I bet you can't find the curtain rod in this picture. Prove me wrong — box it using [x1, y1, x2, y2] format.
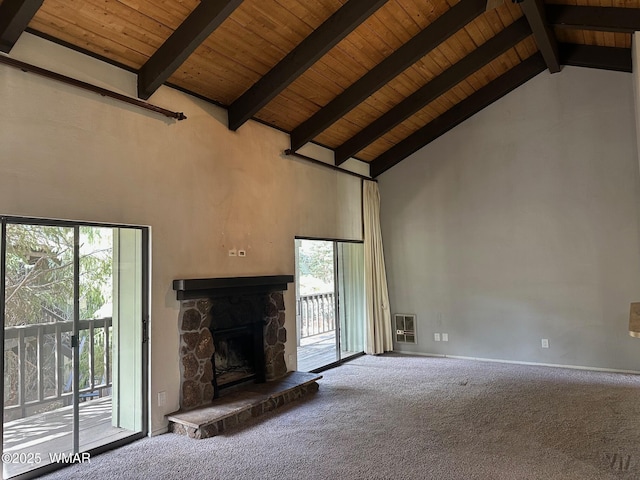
[283, 149, 375, 182]
[0, 55, 186, 121]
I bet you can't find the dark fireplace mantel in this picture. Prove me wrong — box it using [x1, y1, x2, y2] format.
[173, 275, 294, 300]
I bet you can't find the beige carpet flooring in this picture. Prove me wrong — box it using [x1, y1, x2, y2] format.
[38, 353, 640, 479]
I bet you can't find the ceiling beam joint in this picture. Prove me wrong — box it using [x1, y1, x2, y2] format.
[520, 0, 561, 73]
[0, 0, 43, 53]
[137, 0, 243, 100]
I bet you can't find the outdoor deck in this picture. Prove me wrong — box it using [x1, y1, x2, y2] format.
[298, 332, 338, 372]
[3, 397, 132, 478]
[297, 332, 359, 372]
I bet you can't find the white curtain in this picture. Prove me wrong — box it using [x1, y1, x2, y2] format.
[363, 180, 393, 354]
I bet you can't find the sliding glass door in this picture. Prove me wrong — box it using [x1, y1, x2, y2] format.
[2, 223, 75, 478]
[295, 239, 364, 372]
[1, 218, 148, 479]
[337, 243, 365, 360]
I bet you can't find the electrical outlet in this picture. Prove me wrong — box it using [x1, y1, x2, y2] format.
[434, 333, 441, 342]
[541, 338, 549, 349]
[442, 333, 449, 342]
[228, 249, 237, 257]
[157, 391, 166, 406]
[238, 249, 246, 257]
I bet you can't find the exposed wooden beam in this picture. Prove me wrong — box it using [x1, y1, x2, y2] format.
[137, 0, 243, 100]
[370, 54, 546, 178]
[520, 0, 560, 73]
[0, 0, 43, 53]
[559, 43, 631, 72]
[547, 5, 640, 34]
[289, 0, 487, 152]
[334, 18, 532, 165]
[228, 0, 388, 132]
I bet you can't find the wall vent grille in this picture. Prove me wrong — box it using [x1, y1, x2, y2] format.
[394, 314, 417, 343]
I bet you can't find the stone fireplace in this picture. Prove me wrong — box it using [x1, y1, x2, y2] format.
[173, 275, 293, 410]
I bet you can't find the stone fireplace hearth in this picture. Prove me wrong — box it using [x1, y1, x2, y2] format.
[173, 276, 293, 411]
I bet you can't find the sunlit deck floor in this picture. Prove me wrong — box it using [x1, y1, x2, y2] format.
[3, 397, 135, 478]
[297, 332, 358, 372]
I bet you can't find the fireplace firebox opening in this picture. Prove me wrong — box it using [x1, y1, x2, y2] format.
[209, 294, 267, 398]
[213, 335, 256, 385]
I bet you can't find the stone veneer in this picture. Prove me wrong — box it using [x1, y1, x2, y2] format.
[178, 291, 288, 410]
[168, 373, 320, 439]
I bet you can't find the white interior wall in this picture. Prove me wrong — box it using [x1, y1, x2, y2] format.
[378, 65, 640, 371]
[0, 33, 365, 434]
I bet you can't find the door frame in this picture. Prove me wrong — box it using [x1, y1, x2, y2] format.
[294, 236, 365, 372]
[0, 215, 149, 480]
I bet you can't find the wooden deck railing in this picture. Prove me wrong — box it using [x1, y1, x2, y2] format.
[4, 316, 112, 419]
[299, 292, 335, 339]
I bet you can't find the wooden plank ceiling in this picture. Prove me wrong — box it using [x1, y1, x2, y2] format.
[0, 0, 638, 176]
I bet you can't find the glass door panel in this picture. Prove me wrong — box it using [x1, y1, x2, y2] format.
[78, 226, 143, 452]
[337, 243, 365, 360]
[3, 224, 75, 478]
[296, 239, 338, 372]
[108, 228, 143, 437]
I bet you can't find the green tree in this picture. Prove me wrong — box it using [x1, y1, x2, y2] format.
[3, 224, 113, 415]
[4, 225, 112, 326]
[299, 241, 334, 285]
